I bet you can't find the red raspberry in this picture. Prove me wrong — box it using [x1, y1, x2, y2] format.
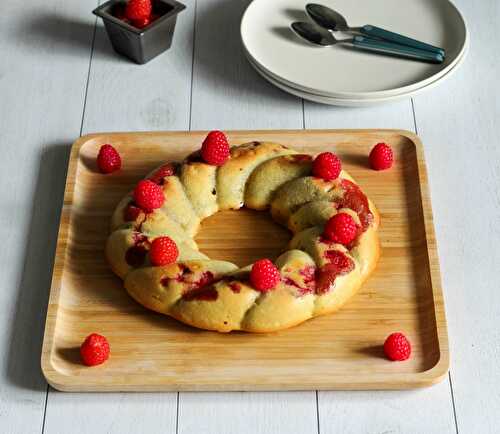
[80, 333, 110, 366]
[384, 332, 411, 361]
[132, 16, 151, 29]
[200, 131, 230, 166]
[97, 144, 121, 174]
[149, 163, 176, 184]
[250, 259, 280, 292]
[125, 0, 152, 21]
[149, 236, 179, 266]
[133, 180, 165, 212]
[324, 213, 358, 245]
[369, 143, 393, 171]
[312, 152, 342, 181]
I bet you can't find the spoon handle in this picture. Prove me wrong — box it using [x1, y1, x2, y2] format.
[361, 25, 445, 57]
[352, 36, 444, 64]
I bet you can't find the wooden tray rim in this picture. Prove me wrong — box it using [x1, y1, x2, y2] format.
[41, 129, 449, 391]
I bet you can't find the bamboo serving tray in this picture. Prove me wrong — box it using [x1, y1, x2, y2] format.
[41, 129, 449, 391]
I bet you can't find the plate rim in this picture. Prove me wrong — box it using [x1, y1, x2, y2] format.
[245, 38, 469, 106]
[240, 0, 468, 99]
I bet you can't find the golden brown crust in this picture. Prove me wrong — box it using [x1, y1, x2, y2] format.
[245, 154, 313, 210]
[179, 160, 218, 219]
[106, 142, 380, 333]
[216, 142, 296, 209]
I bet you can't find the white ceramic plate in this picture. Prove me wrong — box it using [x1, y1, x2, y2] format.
[241, 0, 467, 99]
[246, 39, 468, 107]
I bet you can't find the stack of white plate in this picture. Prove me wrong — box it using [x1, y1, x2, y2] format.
[241, 0, 468, 107]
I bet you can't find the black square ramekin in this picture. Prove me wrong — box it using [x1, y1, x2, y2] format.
[93, 0, 186, 64]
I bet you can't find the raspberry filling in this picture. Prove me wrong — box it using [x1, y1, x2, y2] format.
[228, 282, 242, 293]
[124, 202, 143, 221]
[125, 233, 149, 267]
[149, 163, 177, 185]
[291, 154, 313, 163]
[185, 150, 203, 163]
[282, 265, 316, 296]
[182, 285, 219, 301]
[161, 267, 221, 301]
[316, 251, 354, 294]
[125, 246, 147, 267]
[339, 179, 373, 231]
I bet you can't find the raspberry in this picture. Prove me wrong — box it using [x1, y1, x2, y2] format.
[324, 213, 358, 245]
[149, 163, 176, 185]
[149, 236, 179, 266]
[200, 131, 230, 166]
[133, 179, 165, 212]
[369, 143, 393, 171]
[125, 0, 152, 21]
[384, 332, 411, 361]
[80, 333, 110, 366]
[312, 152, 342, 181]
[132, 16, 151, 29]
[250, 259, 280, 292]
[97, 144, 121, 174]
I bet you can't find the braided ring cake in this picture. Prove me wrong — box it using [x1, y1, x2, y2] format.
[106, 140, 380, 333]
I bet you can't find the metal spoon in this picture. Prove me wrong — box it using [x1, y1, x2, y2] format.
[305, 3, 445, 58]
[291, 22, 444, 64]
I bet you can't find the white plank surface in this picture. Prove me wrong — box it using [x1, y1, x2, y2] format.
[179, 392, 318, 434]
[412, 0, 500, 432]
[43, 394, 177, 434]
[0, 0, 94, 433]
[190, 0, 303, 130]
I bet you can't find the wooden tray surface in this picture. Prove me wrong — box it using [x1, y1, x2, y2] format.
[41, 129, 449, 391]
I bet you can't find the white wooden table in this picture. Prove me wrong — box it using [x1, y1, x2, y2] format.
[1, 0, 498, 433]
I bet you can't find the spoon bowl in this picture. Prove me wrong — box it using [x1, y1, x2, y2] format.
[306, 3, 352, 32]
[290, 21, 347, 46]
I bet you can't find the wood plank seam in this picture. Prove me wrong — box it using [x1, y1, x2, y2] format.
[412, 96, 459, 434]
[79, 7, 99, 137]
[448, 372, 460, 434]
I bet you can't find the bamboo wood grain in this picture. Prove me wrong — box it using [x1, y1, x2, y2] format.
[41, 129, 449, 391]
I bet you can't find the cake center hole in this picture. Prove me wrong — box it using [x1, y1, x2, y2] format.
[195, 209, 291, 268]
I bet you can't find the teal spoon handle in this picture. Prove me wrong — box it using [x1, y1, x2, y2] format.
[352, 35, 444, 64]
[361, 24, 445, 57]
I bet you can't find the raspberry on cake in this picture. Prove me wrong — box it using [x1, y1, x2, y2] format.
[250, 259, 281, 292]
[106, 140, 380, 333]
[324, 213, 358, 245]
[133, 179, 165, 212]
[150, 236, 179, 266]
[312, 151, 342, 181]
[201, 130, 230, 166]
